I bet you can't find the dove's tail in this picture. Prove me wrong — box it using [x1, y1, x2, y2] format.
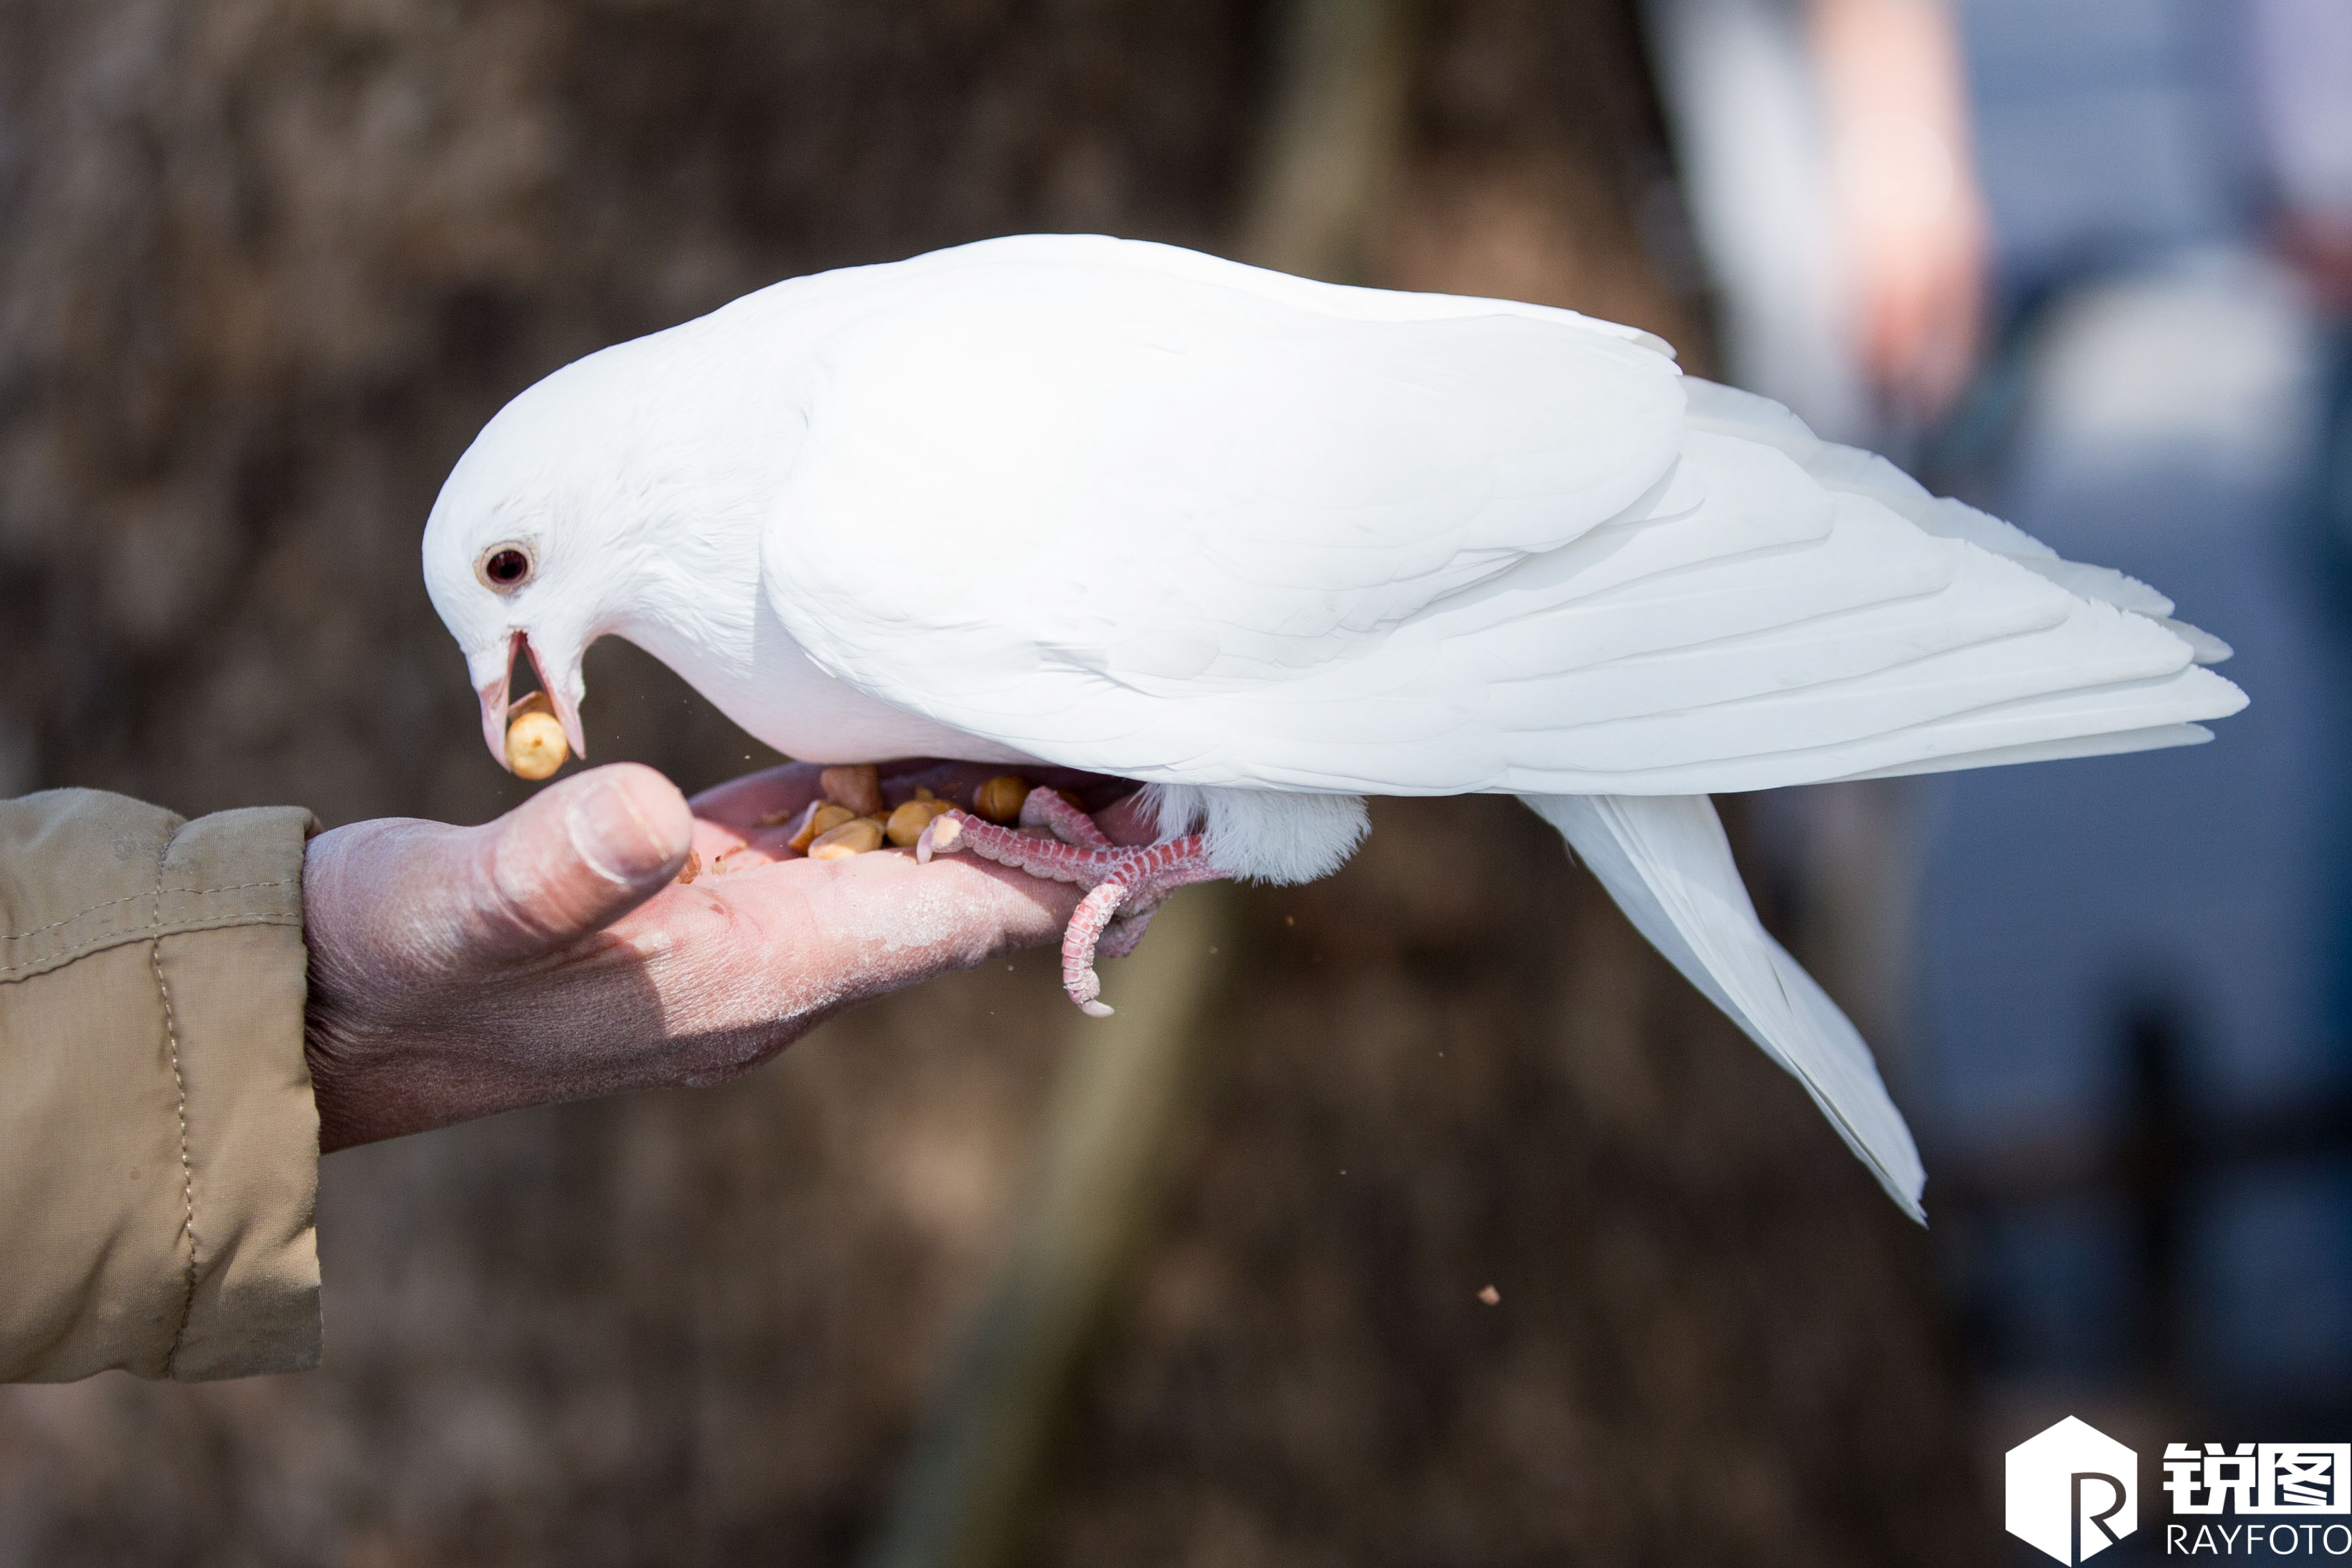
[1519, 790, 1926, 1220]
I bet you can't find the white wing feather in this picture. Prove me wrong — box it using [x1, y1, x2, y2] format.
[1523, 792, 1925, 1216]
[764, 248, 1688, 769]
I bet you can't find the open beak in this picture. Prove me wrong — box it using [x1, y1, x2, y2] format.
[477, 629, 590, 771]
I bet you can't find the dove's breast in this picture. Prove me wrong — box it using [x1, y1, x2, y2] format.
[616, 596, 1045, 769]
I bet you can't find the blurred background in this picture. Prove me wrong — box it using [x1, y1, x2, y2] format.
[0, 0, 2342, 1563]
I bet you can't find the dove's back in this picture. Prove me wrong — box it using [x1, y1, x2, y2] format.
[738, 236, 2242, 798]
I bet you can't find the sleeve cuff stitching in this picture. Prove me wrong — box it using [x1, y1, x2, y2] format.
[149, 833, 204, 1379]
[0, 877, 300, 944]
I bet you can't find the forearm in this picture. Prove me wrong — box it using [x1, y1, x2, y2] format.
[0, 790, 321, 1382]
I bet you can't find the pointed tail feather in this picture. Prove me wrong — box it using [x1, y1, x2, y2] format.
[1521, 791, 1926, 1220]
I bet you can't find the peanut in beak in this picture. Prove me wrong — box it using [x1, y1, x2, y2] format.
[504, 691, 570, 780]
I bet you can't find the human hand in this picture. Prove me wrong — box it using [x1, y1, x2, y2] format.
[1811, 0, 1990, 422]
[302, 759, 1151, 1152]
[2277, 209, 2352, 314]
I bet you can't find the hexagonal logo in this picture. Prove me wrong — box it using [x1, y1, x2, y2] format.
[2008, 1416, 2139, 1563]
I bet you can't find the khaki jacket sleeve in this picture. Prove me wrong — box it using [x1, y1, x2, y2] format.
[0, 789, 321, 1382]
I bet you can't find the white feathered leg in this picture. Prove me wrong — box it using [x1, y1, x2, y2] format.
[1520, 792, 1927, 1220]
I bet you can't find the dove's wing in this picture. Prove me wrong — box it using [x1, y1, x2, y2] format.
[760, 240, 2243, 796]
[1526, 791, 1923, 1214]
[763, 247, 1686, 769]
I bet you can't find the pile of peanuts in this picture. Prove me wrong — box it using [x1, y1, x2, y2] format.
[764, 765, 1033, 860]
[497, 696, 1045, 872]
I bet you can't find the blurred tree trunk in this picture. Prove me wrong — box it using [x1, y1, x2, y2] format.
[0, 2, 1995, 1564]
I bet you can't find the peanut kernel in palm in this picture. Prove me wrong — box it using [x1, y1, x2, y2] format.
[505, 710, 569, 780]
[819, 764, 884, 816]
[973, 774, 1030, 825]
[885, 798, 952, 847]
[809, 816, 884, 859]
[789, 802, 856, 852]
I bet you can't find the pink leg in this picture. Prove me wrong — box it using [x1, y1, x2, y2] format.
[1019, 786, 1115, 851]
[916, 805, 1224, 1014]
[1062, 881, 1132, 1017]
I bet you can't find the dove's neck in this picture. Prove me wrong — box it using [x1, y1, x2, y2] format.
[593, 359, 775, 689]
[594, 324, 1036, 764]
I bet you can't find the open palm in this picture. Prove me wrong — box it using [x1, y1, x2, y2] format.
[302, 760, 1147, 1151]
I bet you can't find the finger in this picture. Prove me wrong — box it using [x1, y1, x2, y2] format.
[804, 854, 1084, 985]
[691, 814, 794, 864]
[1095, 790, 1160, 847]
[467, 762, 694, 962]
[867, 761, 1133, 813]
[688, 761, 829, 831]
[691, 757, 1138, 822]
[623, 850, 1087, 1047]
[692, 759, 980, 826]
[691, 818, 802, 875]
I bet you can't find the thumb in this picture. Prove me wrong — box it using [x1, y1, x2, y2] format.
[463, 762, 694, 962]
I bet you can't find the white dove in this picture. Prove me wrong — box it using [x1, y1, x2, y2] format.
[421, 234, 2245, 1217]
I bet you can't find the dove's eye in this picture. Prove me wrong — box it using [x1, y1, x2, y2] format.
[477, 543, 535, 592]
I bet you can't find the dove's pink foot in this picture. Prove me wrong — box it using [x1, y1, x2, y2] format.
[916, 787, 1221, 1015]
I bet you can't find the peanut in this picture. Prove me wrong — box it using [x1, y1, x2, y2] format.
[789, 801, 858, 852]
[809, 816, 884, 860]
[973, 773, 1030, 825]
[819, 763, 884, 816]
[675, 847, 702, 885]
[505, 693, 568, 781]
[885, 797, 952, 847]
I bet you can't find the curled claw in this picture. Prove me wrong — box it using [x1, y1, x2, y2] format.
[915, 811, 966, 864]
[1063, 880, 1131, 1016]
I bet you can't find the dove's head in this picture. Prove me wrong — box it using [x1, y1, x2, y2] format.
[422, 343, 678, 771]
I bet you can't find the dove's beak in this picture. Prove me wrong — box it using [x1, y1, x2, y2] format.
[479, 629, 590, 771]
